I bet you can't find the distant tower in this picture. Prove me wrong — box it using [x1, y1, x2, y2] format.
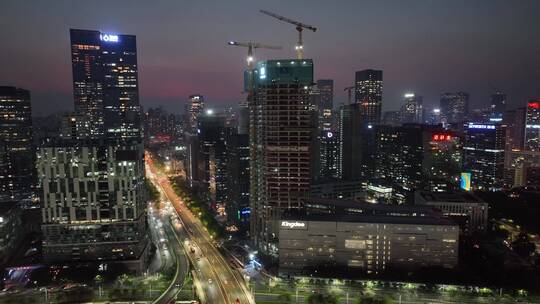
[0, 86, 34, 201]
[490, 92, 506, 120]
[313, 79, 334, 131]
[400, 93, 424, 124]
[440, 92, 469, 126]
[524, 99, 540, 151]
[188, 94, 205, 131]
[354, 69, 383, 125]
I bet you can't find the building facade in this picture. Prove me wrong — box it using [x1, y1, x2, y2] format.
[354, 69, 383, 124]
[319, 130, 340, 180]
[250, 59, 315, 255]
[525, 100, 540, 152]
[0, 86, 34, 201]
[463, 123, 506, 191]
[37, 139, 148, 270]
[373, 124, 462, 193]
[415, 191, 488, 234]
[70, 29, 141, 140]
[279, 199, 458, 275]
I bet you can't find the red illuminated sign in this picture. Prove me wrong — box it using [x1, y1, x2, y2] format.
[432, 134, 452, 141]
[529, 101, 540, 109]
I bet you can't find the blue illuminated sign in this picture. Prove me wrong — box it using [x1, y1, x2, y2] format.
[100, 34, 119, 42]
[468, 123, 495, 130]
[240, 208, 251, 216]
[259, 67, 266, 80]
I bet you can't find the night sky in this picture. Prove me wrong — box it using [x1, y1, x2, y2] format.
[1, 0, 540, 116]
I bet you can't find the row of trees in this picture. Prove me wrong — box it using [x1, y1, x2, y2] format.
[168, 177, 225, 239]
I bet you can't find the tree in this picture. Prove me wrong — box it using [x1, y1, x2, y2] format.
[307, 292, 338, 304]
[512, 232, 535, 258]
[357, 296, 394, 304]
[277, 292, 292, 303]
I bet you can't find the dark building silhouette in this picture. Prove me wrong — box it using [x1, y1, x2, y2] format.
[440, 92, 469, 127]
[0, 86, 34, 201]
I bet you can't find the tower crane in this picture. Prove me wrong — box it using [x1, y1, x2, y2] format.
[344, 86, 355, 104]
[227, 41, 282, 96]
[259, 10, 317, 59]
[227, 41, 282, 70]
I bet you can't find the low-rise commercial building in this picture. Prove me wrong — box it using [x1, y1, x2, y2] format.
[415, 191, 488, 234]
[279, 199, 459, 275]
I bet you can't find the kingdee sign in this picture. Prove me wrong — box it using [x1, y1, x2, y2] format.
[281, 221, 307, 230]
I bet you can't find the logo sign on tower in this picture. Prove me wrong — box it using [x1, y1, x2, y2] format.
[100, 34, 119, 42]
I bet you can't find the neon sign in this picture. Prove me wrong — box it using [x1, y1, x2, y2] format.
[528, 102, 540, 109]
[432, 134, 452, 141]
[100, 34, 119, 42]
[468, 123, 495, 130]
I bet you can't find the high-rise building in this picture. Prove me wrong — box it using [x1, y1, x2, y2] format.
[70, 29, 141, 140]
[400, 93, 424, 124]
[319, 130, 340, 179]
[39, 29, 148, 271]
[339, 103, 373, 181]
[197, 113, 231, 205]
[37, 139, 149, 270]
[355, 69, 383, 124]
[188, 95, 205, 131]
[490, 92, 507, 120]
[373, 124, 462, 194]
[0, 86, 34, 201]
[312, 79, 334, 131]
[227, 132, 250, 228]
[503, 107, 526, 151]
[463, 123, 506, 191]
[440, 92, 469, 126]
[524, 100, 540, 151]
[250, 59, 315, 255]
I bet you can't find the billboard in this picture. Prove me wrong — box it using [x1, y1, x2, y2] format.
[460, 172, 471, 191]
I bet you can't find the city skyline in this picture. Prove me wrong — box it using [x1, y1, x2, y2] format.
[2, 3, 540, 303]
[2, 0, 540, 115]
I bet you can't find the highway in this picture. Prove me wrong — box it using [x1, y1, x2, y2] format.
[147, 154, 254, 304]
[147, 178, 190, 304]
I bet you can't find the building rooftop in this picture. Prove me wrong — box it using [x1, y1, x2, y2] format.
[285, 197, 456, 226]
[304, 197, 441, 214]
[282, 210, 456, 226]
[415, 191, 486, 205]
